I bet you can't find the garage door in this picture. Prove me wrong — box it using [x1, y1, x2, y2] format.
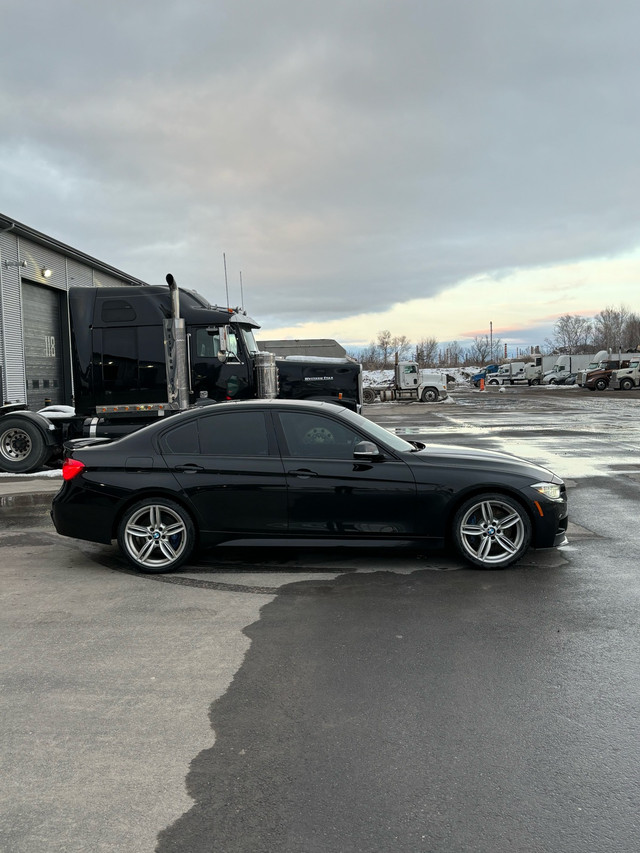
[21, 281, 65, 410]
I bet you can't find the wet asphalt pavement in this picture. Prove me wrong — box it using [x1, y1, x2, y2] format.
[1, 385, 640, 852]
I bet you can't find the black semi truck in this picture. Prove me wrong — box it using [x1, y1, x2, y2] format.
[0, 275, 361, 473]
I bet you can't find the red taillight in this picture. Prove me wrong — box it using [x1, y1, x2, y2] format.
[62, 458, 86, 481]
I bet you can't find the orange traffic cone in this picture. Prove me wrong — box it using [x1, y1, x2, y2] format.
[480, 378, 485, 391]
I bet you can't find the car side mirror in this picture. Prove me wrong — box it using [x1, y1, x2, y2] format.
[353, 440, 383, 459]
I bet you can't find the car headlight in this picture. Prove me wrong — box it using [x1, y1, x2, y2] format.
[530, 482, 563, 500]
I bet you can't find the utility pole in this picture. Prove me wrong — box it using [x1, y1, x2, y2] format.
[490, 321, 493, 363]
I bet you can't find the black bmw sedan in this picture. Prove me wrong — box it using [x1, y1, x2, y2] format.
[51, 399, 568, 573]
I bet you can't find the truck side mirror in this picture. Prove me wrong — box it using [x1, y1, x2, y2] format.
[217, 325, 230, 362]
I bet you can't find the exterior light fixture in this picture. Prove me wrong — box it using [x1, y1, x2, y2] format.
[42, 267, 53, 278]
[2, 259, 27, 269]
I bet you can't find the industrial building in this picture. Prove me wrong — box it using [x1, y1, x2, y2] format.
[0, 214, 148, 410]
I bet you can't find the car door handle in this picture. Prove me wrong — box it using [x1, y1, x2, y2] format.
[288, 468, 318, 478]
[173, 463, 205, 473]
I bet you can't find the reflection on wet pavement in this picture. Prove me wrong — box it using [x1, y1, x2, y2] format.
[369, 388, 640, 481]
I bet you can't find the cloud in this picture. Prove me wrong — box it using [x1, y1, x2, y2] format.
[1, 0, 640, 334]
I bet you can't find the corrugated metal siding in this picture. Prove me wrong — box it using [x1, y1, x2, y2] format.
[66, 258, 94, 289]
[18, 238, 67, 292]
[1, 226, 140, 407]
[0, 232, 26, 403]
[93, 269, 138, 288]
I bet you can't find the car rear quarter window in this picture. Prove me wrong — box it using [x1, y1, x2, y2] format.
[160, 420, 200, 454]
[199, 411, 270, 456]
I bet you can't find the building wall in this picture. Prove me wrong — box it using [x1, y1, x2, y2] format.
[0, 224, 145, 407]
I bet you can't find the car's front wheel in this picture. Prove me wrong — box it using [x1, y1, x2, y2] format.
[452, 493, 532, 568]
[117, 499, 196, 573]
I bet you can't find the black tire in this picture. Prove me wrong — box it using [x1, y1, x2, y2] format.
[117, 498, 196, 573]
[620, 378, 634, 391]
[594, 378, 608, 391]
[452, 493, 532, 569]
[530, 378, 540, 386]
[0, 417, 50, 473]
[362, 388, 376, 404]
[488, 378, 499, 386]
[421, 387, 439, 402]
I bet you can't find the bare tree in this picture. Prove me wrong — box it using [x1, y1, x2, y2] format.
[415, 337, 439, 367]
[467, 334, 502, 364]
[376, 330, 393, 367]
[593, 306, 629, 352]
[438, 341, 463, 367]
[546, 314, 593, 353]
[622, 312, 640, 352]
[391, 334, 412, 362]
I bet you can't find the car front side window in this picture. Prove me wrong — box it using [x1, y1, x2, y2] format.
[277, 411, 362, 459]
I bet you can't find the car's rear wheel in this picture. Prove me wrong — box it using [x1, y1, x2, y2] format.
[117, 499, 195, 573]
[452, 493, 532, 568]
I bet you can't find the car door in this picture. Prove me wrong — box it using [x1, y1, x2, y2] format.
[160, 409, 288, 537]
[275, 409, 417, 538]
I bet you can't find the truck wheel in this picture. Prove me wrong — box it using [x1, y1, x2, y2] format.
[117, 499, 196, 573]
[530, 378, 540, 386]
[0, 418, 50, 473]
[421, 387, 439, 402]
[487, 378, 499, 386]
[594, 378, 608, 391]
[362, 388, 376, 404]
[620, 378, 634, 391]
[452, 493, 532, 569]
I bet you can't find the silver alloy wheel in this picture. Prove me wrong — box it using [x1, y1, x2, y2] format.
[457, 497, 527, 566]
[421, 388, 438, 402]
[0, 426, 32, 463]
[123, 503, 189, 570]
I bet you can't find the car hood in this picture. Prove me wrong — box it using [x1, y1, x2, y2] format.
[404, 443, 561, 482]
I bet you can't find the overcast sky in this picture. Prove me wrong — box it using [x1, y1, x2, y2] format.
[2, 0, 639, 352]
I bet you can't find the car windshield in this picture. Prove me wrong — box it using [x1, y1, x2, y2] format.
[340, 409, 416, 453]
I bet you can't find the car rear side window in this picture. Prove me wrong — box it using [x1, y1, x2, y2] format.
[199, 411, 270, 456]
[160, 420, 200, 454]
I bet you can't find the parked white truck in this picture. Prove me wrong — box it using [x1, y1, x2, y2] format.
[612, 356, 640, 390]
[576, 351, 640, 388]
[486, 355, 554, 386]
[362, 362, 448, 403]
[542, 352, 607, 384]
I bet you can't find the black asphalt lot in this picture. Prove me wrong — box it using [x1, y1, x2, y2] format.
[2, 385, 640, 852]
